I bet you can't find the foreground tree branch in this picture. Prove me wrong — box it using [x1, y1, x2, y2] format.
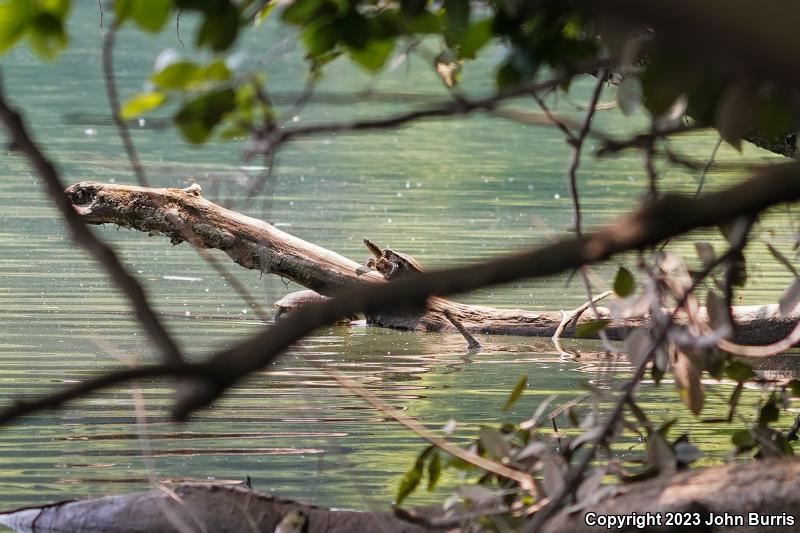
[0, 76, 183, 366]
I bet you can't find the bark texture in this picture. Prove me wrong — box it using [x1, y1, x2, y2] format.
[543, 458, 800, 533]
[0, 483, 440, 533]
[64, 181, 800, 344]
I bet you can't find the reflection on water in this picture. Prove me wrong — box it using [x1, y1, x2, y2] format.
[0, 1, 799, 515]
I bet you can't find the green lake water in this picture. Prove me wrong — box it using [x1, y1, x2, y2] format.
[0, 2, 798, 515]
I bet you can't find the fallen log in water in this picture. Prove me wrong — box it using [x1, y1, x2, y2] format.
[64, 181, 800, 344]
[2, 458, 799, 532]
[0, 483, 437, 533]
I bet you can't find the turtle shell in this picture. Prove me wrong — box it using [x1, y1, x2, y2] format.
[384, 249, 424, 273]
[274, 289, 330, 309]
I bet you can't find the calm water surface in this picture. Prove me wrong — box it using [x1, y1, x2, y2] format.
[0, 3, 798, 514]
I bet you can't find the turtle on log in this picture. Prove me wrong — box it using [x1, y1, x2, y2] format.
[273, 289, 358, 323]
[361, 239, 424, 280]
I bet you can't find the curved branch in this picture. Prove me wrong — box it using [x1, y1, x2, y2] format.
[244, 60, 613, 158]
[102, 20, 149, 187]
[0, 363, 210, 426]
[718, 319, 800, 357]
[0, 74, 183, 366]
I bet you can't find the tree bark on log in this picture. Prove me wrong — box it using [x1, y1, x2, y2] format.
[542, 457, 800, 533]
[2, 458, 799, 532]
[0, 483, 439, 533]
[64, 181, 800, 344]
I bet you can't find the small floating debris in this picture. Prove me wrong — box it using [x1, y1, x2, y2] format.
[162, 275, 203, 282]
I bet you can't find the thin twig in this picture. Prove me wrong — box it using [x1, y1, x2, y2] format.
[176, 9, 184, 47]
[597, 123, 702, 156]
[567, 70, 607, 237]
[102, 20, 149, 186]
[244, 61, 614, 158]
[531, 92, 576, 142]
[551, 290, 613, 354]
[326, 369, 538, 495]
[442, 309, 482, 351]
[97, 0, 104, 36]
[643, 136, 658, 198]
[695, 135, 724, 197]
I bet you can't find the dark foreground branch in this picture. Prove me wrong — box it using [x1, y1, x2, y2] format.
[0, 76, 183, 366]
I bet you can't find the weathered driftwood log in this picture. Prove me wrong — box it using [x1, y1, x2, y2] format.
[64, 181, 800, 344]
[2, 459, 799, 532]
[0, 483, 438, 533]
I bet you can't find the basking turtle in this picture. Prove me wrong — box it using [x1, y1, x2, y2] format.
[273, 289, 357, 323]
[361, 239, 424, 280]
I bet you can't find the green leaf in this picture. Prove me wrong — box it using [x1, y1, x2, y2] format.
[120, 91, 166, 119]
[196, 1, 239, 51]
[27, 12, 66, 60]
[151, 61, 201, 89]
[443, 0, 468, 33]
[788, 379, 800, 397]
[503, 375, 527, 411]
[281, 0, 323, 25]
[133, 0, 173, 32]
[574, 319, 610, 339]
[674, 350, 704, 416]
[349, 38, 394, 72]
[39, 0, 69, 18]
[457, 18, 492, 59]
[396, 445, 435, 505]
[732, 429, 754, 449]
[613, 266, 635, 297]
[758, 398, 780, 426]
[724, 360, 755, 382]
[479, 426, 510, 460]
[174, 88, 236, 143]
[426, 451, 441, 491]
[0, 0, 33, 54]
[254, 1, 274, 26]
[151, 59, 230, 91]
[395, 461, 423, 505]
[398, 10, 442, 34]
[301, 17, 339, 59]
[496, 61, 522, 89]
[400, 0, 425, 17]
[114, 0, 134, 22]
